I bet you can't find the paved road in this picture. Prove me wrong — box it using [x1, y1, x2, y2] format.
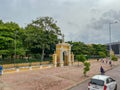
[69, 66, 120, 90]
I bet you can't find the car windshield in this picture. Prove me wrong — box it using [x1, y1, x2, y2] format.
[90, 79, 104, 86]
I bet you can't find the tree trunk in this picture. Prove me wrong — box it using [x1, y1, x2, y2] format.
[41, 45, 45, 61]
[78, 61, 79, 66]
[11, 54, 14, 63]
[2, 54, 4, 60]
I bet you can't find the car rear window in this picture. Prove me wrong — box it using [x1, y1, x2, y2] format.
[90, 79, 104, 86]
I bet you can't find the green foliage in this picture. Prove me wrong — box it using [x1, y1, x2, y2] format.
[83, 61, 91, 76]
[32, 54, 41, 59]
[0, 18, 108, 65]
[0, 20, 26, 61]
[15, 66, 19, 69]
[16, 48, 26, 56]
[0, 17, 61, 64]
[76, 54, 86, 63]
[69, 42, 89, 56]
[76, 54, 90, 76]
[67, 41, 107, 59]
[25, 17, 61, 61]
[99, 51, 106, 58]
[111, 55, 118, 61]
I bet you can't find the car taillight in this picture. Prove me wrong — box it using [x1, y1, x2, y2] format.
[104, 85, 107, 90]
[88, 82, 90, 86]
[88, 82, 90, 90]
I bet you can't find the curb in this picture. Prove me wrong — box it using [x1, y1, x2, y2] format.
[2, 65, 53, 75]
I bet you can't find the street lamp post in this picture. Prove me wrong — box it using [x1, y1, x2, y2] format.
[14, 30, 18, 67]
[108, 21, 118, 61]
[109, 23, 112, 61]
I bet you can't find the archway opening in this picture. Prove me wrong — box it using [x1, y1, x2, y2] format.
[63, 51, 68, 66]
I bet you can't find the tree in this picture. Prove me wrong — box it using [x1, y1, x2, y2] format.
[76, 54, 90, 76]
[67, 41, 107, 59]
[111, 55, 118, 61]
[77, 54, 86, 63]
[71, 42, 88, 56]
[92, 44, 107, 58]
[0, 20, 26, 65]
[99, 51, 106, 58]
[0, 21, 20, 59]
[25, 17, 61, 61]
[83, 61, 90, 76]
[76, 54, 86, 66]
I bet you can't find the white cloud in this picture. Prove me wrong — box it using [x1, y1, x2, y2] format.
[0, 0, 120, 44]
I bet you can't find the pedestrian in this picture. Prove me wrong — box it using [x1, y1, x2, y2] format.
[97, 58, 99, 61]
[102, 59, 104, 63]
[0, 65, 3, 75]
[100, 66, 105, 75]
[106, 59, 108, 64]
[109, 61, 112, 67]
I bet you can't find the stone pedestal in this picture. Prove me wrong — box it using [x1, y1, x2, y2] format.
[54, 63, 57, 67]
[0, 70, 3, 75]
[29, 66, 32, 70]
[2, 70, 3, 74]
[60, 63, 64, 67]
[48, 65, 51, 68]
[68, 62, 72, 66]
[16, 68, 19, 72]
[40, 65, 42, 69]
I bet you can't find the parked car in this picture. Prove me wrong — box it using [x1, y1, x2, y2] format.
[88, 75, 117, 90]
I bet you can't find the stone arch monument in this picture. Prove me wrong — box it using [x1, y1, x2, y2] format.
[52, 34, 74, 67]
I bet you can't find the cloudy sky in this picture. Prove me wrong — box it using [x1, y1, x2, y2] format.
[0, 0, 120, 44]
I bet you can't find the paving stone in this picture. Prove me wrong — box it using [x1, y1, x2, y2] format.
[0, 60, 119, 90]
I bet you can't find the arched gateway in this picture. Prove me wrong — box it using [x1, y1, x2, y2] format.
[52, 41, 74, 67]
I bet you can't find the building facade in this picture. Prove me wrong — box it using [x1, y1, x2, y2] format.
[107, 42, 120, 55]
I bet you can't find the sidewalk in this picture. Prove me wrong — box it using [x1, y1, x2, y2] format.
[0, 60, 119, 90]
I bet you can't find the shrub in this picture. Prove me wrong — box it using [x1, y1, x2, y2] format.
[83, 61, 90, 76]
[76, 54, 86, 63]
[99, 51, 106, 58]
[111, 55, 118, 61]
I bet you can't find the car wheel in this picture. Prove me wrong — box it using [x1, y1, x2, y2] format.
[114, 84, 117, 90]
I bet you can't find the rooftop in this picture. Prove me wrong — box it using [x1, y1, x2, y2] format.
[92, 75, 110, 81]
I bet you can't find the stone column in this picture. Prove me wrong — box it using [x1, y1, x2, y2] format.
[68, 47, 72, 66]
[53, 54, 57, 67]
[71, 53, 74, 65]
[54, 54, 57, 67]
[60, 48, 64, 67]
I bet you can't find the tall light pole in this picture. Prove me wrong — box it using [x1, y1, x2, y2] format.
[109, 23, 112, 61]
[108, 21, 118, 61]
[14, 30, 18, 67]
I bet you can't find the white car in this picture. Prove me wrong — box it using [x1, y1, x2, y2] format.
[88, 75, 117, 90]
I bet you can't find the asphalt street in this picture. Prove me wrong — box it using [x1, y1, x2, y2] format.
[69, 66, 120, 90]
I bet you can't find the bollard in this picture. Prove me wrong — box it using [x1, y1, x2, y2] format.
[40, 65, 42, 69]
[29, 66, 32, 70]
[16, 68, 19, 72]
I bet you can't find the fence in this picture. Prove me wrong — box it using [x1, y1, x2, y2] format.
[0, 56, 52, 69]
